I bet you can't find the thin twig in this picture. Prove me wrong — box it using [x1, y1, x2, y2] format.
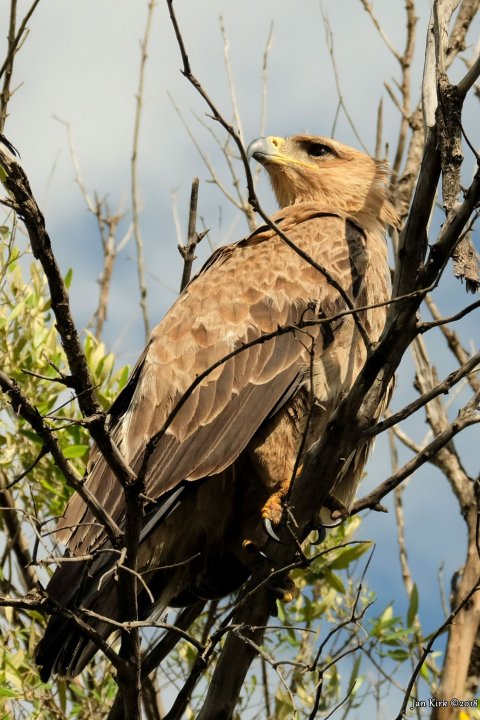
[178, 178, 207, 291]
[359, 0, 402, 61]
[219, 16, 244, 142]
[0, 477, 38, 591]
[353, 391, 480, 514]
[0, 371, 123, 545]
[131, 0, 157, 341]
[258, 22, 274, 147]
[395, 575, 480, 720]
[425, 293, 480, 394]
[363, 350, 480, 440]
[0, 0, 42, 130]
[320, 2, 368, 152]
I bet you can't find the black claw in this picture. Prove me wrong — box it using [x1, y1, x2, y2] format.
[322, 517, 345, 529]
[263, 517, 280, 542]
[310, 526, 327, 545]
[310, 516, 346, 545]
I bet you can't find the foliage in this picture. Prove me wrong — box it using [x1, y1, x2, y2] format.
[0, 233, 442, 718]
[0, 1, 479, 718]
[0, 226, 128, 719]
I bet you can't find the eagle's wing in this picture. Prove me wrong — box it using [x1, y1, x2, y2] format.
[58, 206, 367, 554]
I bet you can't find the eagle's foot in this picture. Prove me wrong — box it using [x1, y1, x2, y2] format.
[261, 490, 285, 542]
[323, 494, 349, 521]
[309, 497, 350, 545]
[242, 538, 268, 560]
[270, 576, 298, 604]
[308, 496, 350, 546]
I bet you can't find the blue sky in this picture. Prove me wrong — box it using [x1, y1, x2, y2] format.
[1, 1, 479, 715]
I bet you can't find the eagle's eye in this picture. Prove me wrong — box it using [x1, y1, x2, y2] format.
[306, 143, 333, 158]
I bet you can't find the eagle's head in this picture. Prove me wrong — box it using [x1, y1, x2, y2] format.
[247, 134, 399, 229]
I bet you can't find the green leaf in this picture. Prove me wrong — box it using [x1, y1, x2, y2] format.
[387, 648, 410, 662]
[346, 654, 362, 694]
[370, 605, 404, 637]
[62, 444, 89, 459]
[64, 267, 73, 288]
[303, 594, 314, 623]
[420, 661, 430, 681]
[58, 679, 67, 711]
[407, 583, 419, 626]
[7, 300, 25, 323]
[116, 364, 130, 391]
[0, 687, 17, 698]
[19, 429, 43, 445]
[378, 605, 403, 628]
[276, 600, 286, 623]
[323, 567, 346, 594]
[0, 225, 10, 238]
[330, 541, 371, 570]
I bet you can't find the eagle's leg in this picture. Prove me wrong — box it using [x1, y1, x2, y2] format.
[248, 402, 306, 542]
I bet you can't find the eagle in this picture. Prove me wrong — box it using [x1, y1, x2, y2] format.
[36, 134, 399, 680]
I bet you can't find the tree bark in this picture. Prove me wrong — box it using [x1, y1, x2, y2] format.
[431, 507, 480, 719]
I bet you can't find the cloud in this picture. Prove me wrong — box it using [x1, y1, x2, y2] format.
[2, 0, 478, 700]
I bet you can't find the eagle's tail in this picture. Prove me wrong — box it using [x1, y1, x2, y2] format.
[35, 553, 120, 681]
[35, 489, 191, 681]
[35, 611, 111, 682]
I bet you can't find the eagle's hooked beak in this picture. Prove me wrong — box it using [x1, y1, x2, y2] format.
[246, 136, 286, 165]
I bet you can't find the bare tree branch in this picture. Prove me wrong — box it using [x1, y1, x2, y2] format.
[0, 0, 42, 131]
[0, 371, 122, 544]
[131, 0, 157, 341]
[178, 178, 208, 291]
[359, 0, 402, 62]
[320, 2, 368, 151]
[425, 294, 480, 394]
[0, 476, 38, 592]
[159, 4, 480, 715]
[353, 391, 480, 514]
[0, 141, 136, 500]
[363, 350, 480, 440]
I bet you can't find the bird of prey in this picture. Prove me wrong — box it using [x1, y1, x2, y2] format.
[36, 134, 399, 680]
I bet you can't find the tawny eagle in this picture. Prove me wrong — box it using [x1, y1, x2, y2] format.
[36, 134, 398, 680]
